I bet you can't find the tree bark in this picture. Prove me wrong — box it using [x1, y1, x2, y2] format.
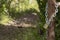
[47, 19, 55, 40]
[47, 0, 56, 40]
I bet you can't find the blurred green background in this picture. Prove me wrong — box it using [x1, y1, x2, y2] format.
[0, 0, 60, 40]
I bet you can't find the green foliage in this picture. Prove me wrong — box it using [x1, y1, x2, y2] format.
[55, 0, 60, 40]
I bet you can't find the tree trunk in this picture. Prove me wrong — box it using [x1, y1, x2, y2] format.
[47, 19, 55, 40]
[47, 0, 56, 40]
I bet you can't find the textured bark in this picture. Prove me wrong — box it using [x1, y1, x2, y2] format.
[47, 19, 55, 40]
[47, 0, 56, 19]
[47, 0, 56, 40]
